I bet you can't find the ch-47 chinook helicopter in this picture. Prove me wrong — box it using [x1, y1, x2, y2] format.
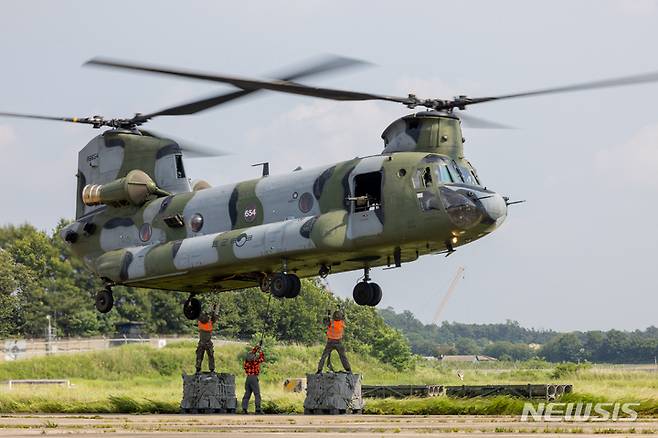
[3, 56, 658, 320]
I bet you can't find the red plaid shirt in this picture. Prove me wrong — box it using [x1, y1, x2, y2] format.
[243, 350, 265, 375]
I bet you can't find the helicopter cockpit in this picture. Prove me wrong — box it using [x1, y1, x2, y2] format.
[413, 156, 482, 189]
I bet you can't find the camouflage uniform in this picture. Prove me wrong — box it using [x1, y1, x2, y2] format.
[241, 347, 265, 414]
[196, 310, 218, 373]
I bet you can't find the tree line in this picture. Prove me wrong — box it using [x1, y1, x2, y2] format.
[0, 223, 412, 370]
[380, 307, 658, 364]
[2, 222, 655, 365]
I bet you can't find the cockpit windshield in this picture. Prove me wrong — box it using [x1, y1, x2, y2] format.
[420, 157, 483, 187]
[435, 160, 455, 183]
[449, 159, 482, 186]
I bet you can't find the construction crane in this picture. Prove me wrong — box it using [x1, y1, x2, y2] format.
[432, 266, 465, 325]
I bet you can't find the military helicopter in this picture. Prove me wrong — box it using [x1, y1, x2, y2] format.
[3, 56, 658, 321]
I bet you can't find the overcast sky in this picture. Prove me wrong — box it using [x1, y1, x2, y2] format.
[1, 0, 657, 331]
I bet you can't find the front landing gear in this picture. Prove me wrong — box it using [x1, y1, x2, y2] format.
[352, 268, 382, 307]
[270, 273, 301, 299]
[183, 295, 202, 320]
[95, 288, 114, 313]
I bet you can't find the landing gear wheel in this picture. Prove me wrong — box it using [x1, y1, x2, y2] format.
[368, 282, 382, 306]
[352, 281, 373, 306]
[183, 297, 202, 320]
[95, 288, 114, 313]
[259, 274, 271, 293]
[270, 273, 291, 298]
[285, 274, 301, 298]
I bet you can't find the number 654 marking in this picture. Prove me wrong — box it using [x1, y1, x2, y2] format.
[243, 206, 257, 222]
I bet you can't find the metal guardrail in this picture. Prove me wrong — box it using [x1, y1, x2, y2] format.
[362, 384, 445, 398]
[5, 379, 71, 389]
[362, 383, 573, 400]
[445, 383, 573, 400]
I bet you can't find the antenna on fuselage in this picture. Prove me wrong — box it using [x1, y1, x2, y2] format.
[252, 162, 270, 177]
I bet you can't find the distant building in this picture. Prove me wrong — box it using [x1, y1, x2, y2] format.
[438, 355, 498, 363]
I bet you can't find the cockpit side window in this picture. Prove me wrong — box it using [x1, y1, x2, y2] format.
[465, 160, 482, 186]
[422, 167, 433, 186]
[413, 167, 433, 189]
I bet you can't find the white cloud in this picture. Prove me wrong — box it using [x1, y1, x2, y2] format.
[0, 125, 17, 147]
[595, 122, 658, 187]
[612, 0, 658, 17]
[246, 100, 401, 169]
[394, 77, 456, 98]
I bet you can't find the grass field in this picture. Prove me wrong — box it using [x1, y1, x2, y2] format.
[0, 342, 656, 415]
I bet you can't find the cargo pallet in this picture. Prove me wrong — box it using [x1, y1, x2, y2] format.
[303, 373, 363, 415]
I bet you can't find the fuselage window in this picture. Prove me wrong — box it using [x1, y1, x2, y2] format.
[353, 171, 382, 212]
[175, 154, 186, 179]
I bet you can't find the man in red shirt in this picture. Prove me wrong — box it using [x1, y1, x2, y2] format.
[241, 344, 265, 414]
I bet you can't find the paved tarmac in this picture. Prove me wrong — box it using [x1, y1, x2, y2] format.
[0, 414, 655, 437]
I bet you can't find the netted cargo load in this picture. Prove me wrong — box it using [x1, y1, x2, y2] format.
[303, 372, 363, 414]
[180, 372, 237, 413]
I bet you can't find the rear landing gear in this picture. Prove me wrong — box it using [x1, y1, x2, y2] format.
[352, 268, 382, 307]
[183, 295, 202, 320]
[95, 287, 114, 313]
[269, 273, 301, 299]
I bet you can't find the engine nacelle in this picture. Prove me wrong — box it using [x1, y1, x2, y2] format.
[82, 169, 168, 207]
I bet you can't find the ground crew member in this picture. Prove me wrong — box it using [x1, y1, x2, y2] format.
[196, 304, 218, 373]
[316, 310, 352, 373]
[241, 344, 265, 414]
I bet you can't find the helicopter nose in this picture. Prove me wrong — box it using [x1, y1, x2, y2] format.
[479, 192, 507, 228]
[439, 187, 483, 229]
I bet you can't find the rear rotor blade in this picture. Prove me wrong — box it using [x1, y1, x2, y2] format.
[137, 55, 372, 120]
[86, 57, 412, 105]
[142, 130, 229, 158]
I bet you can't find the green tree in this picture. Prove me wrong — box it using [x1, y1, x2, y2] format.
[0, 249, 23, 336]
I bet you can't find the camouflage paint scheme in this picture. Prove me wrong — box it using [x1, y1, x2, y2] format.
[61, 112, 507, 293]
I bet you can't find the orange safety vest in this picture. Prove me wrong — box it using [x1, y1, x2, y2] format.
[326, 320, 345, 340]
[198, 320, 213, 332]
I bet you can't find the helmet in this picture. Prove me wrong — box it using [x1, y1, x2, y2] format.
[332, 310, 344, 321]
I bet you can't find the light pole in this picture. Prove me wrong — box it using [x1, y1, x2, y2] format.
[45, 315, 53, 355]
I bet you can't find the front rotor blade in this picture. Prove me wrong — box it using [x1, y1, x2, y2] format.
[457, 112, 513, 129]
[0, 111, 90, 125]
[458, 70, 658, 108]
[86, 57, 412, 105]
